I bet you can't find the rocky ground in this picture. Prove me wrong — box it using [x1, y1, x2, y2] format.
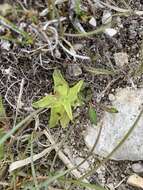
[0, 0, 143, 189]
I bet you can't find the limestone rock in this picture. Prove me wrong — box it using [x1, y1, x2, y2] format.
[84, 87, 143, 160]
[132, 163, 143, 174]
[67, 64, 82, 77]
[114, 52, 128, 67]
[104, 28, 117, 37]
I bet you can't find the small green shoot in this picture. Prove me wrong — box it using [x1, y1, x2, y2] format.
[33, 70, 83, 128]
[88, 105, 97, 125]
[0, 96, 6, 160]
[0, 15, 33, 45]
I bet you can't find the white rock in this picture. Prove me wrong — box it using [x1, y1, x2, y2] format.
[0, 40, 11, 51]
[114, 52, 128, 67]
[132, 163, 143, 174]
[73, 43, 84, 51]
[89, 17, 97, 27]
[102, 10, 112, 24]
[74, 157, 90, 172]
[84, 87, 143, 160]
[127, 174, 143, 189]
[104, 28, 117, 37]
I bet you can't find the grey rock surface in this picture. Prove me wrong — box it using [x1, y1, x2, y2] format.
[114, 52, 128, 67]
[84, 88, 143, 160]
[67, 64, 82, 77]
[132, 163, 143, 174]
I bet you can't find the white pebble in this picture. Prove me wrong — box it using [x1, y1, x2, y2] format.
[89, 17, 97, 27]
[104, 28, 117, 37]
[102, 10, 112, 24]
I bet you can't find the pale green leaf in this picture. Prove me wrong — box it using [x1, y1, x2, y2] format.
[62, 100, 73, 120]
[55, 85, 68, 97]
[60, 111, 70, 128]
[88, 105, 97, 125]
[32, 95, 57, 108]
[0, 96, 6, 119]
[53, 70, 69, 93]
[49, 107, 60, 128]
[0, 128, 5, 160]
[68, 80, 83, 104]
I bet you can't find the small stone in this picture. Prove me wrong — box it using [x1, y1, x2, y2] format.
[102, 10, 112, 24]
[127, 174, 143, 189]
[132, 163, 143, 174]
[67, 64, 82, 77]
[73, 43, 84, 51]
[89, 17, 97, 27]
[114, 52, 128, 67]
[108, 94, 116, 101]
[0, 40, 11, 51]
[104, 28, 117, 37]
[39, 8, 49, 16]
[55, 49, 61, 58]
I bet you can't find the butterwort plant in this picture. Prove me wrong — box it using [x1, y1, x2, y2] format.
[33, 70, 83, 128]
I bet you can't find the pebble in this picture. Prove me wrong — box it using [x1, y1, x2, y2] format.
[108, 93, 116, 101]
[114, 52, 128, 67]
[73, 43, 84, 51]
[102, 10, 112, 24]
[67, 64, 82, 77]
[104, 28, 117, 37]
[132, 163, 143, 174]
[0, 40, 11, 51]
[127, 174, 143, 189]
[89, 17, 97, 27]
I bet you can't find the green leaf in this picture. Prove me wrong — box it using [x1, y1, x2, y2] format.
[62, 100, 73, 120]
[0, 97, 6, 160]
[88, 105, 97, 125]
[68, 80, 83, 105]
[49, 107, 61, 128]
[53, 70, 67, 86]
[0, 128, 5, 160]
[55, 85, 68, 97]
[104, 107, 118, 113]
[60, 112, 70, 128]
[32, 70, 83, 128]
[32, 95, 57, 108]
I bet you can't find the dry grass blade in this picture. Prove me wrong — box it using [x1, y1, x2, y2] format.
[43, 129, 89, 183]
[0, 108, 43, 145]
[100, 1, 143, 16]
[9, 146, 53, 172]
[64, 24, 109, 37]
[84, 66, 116, 75]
